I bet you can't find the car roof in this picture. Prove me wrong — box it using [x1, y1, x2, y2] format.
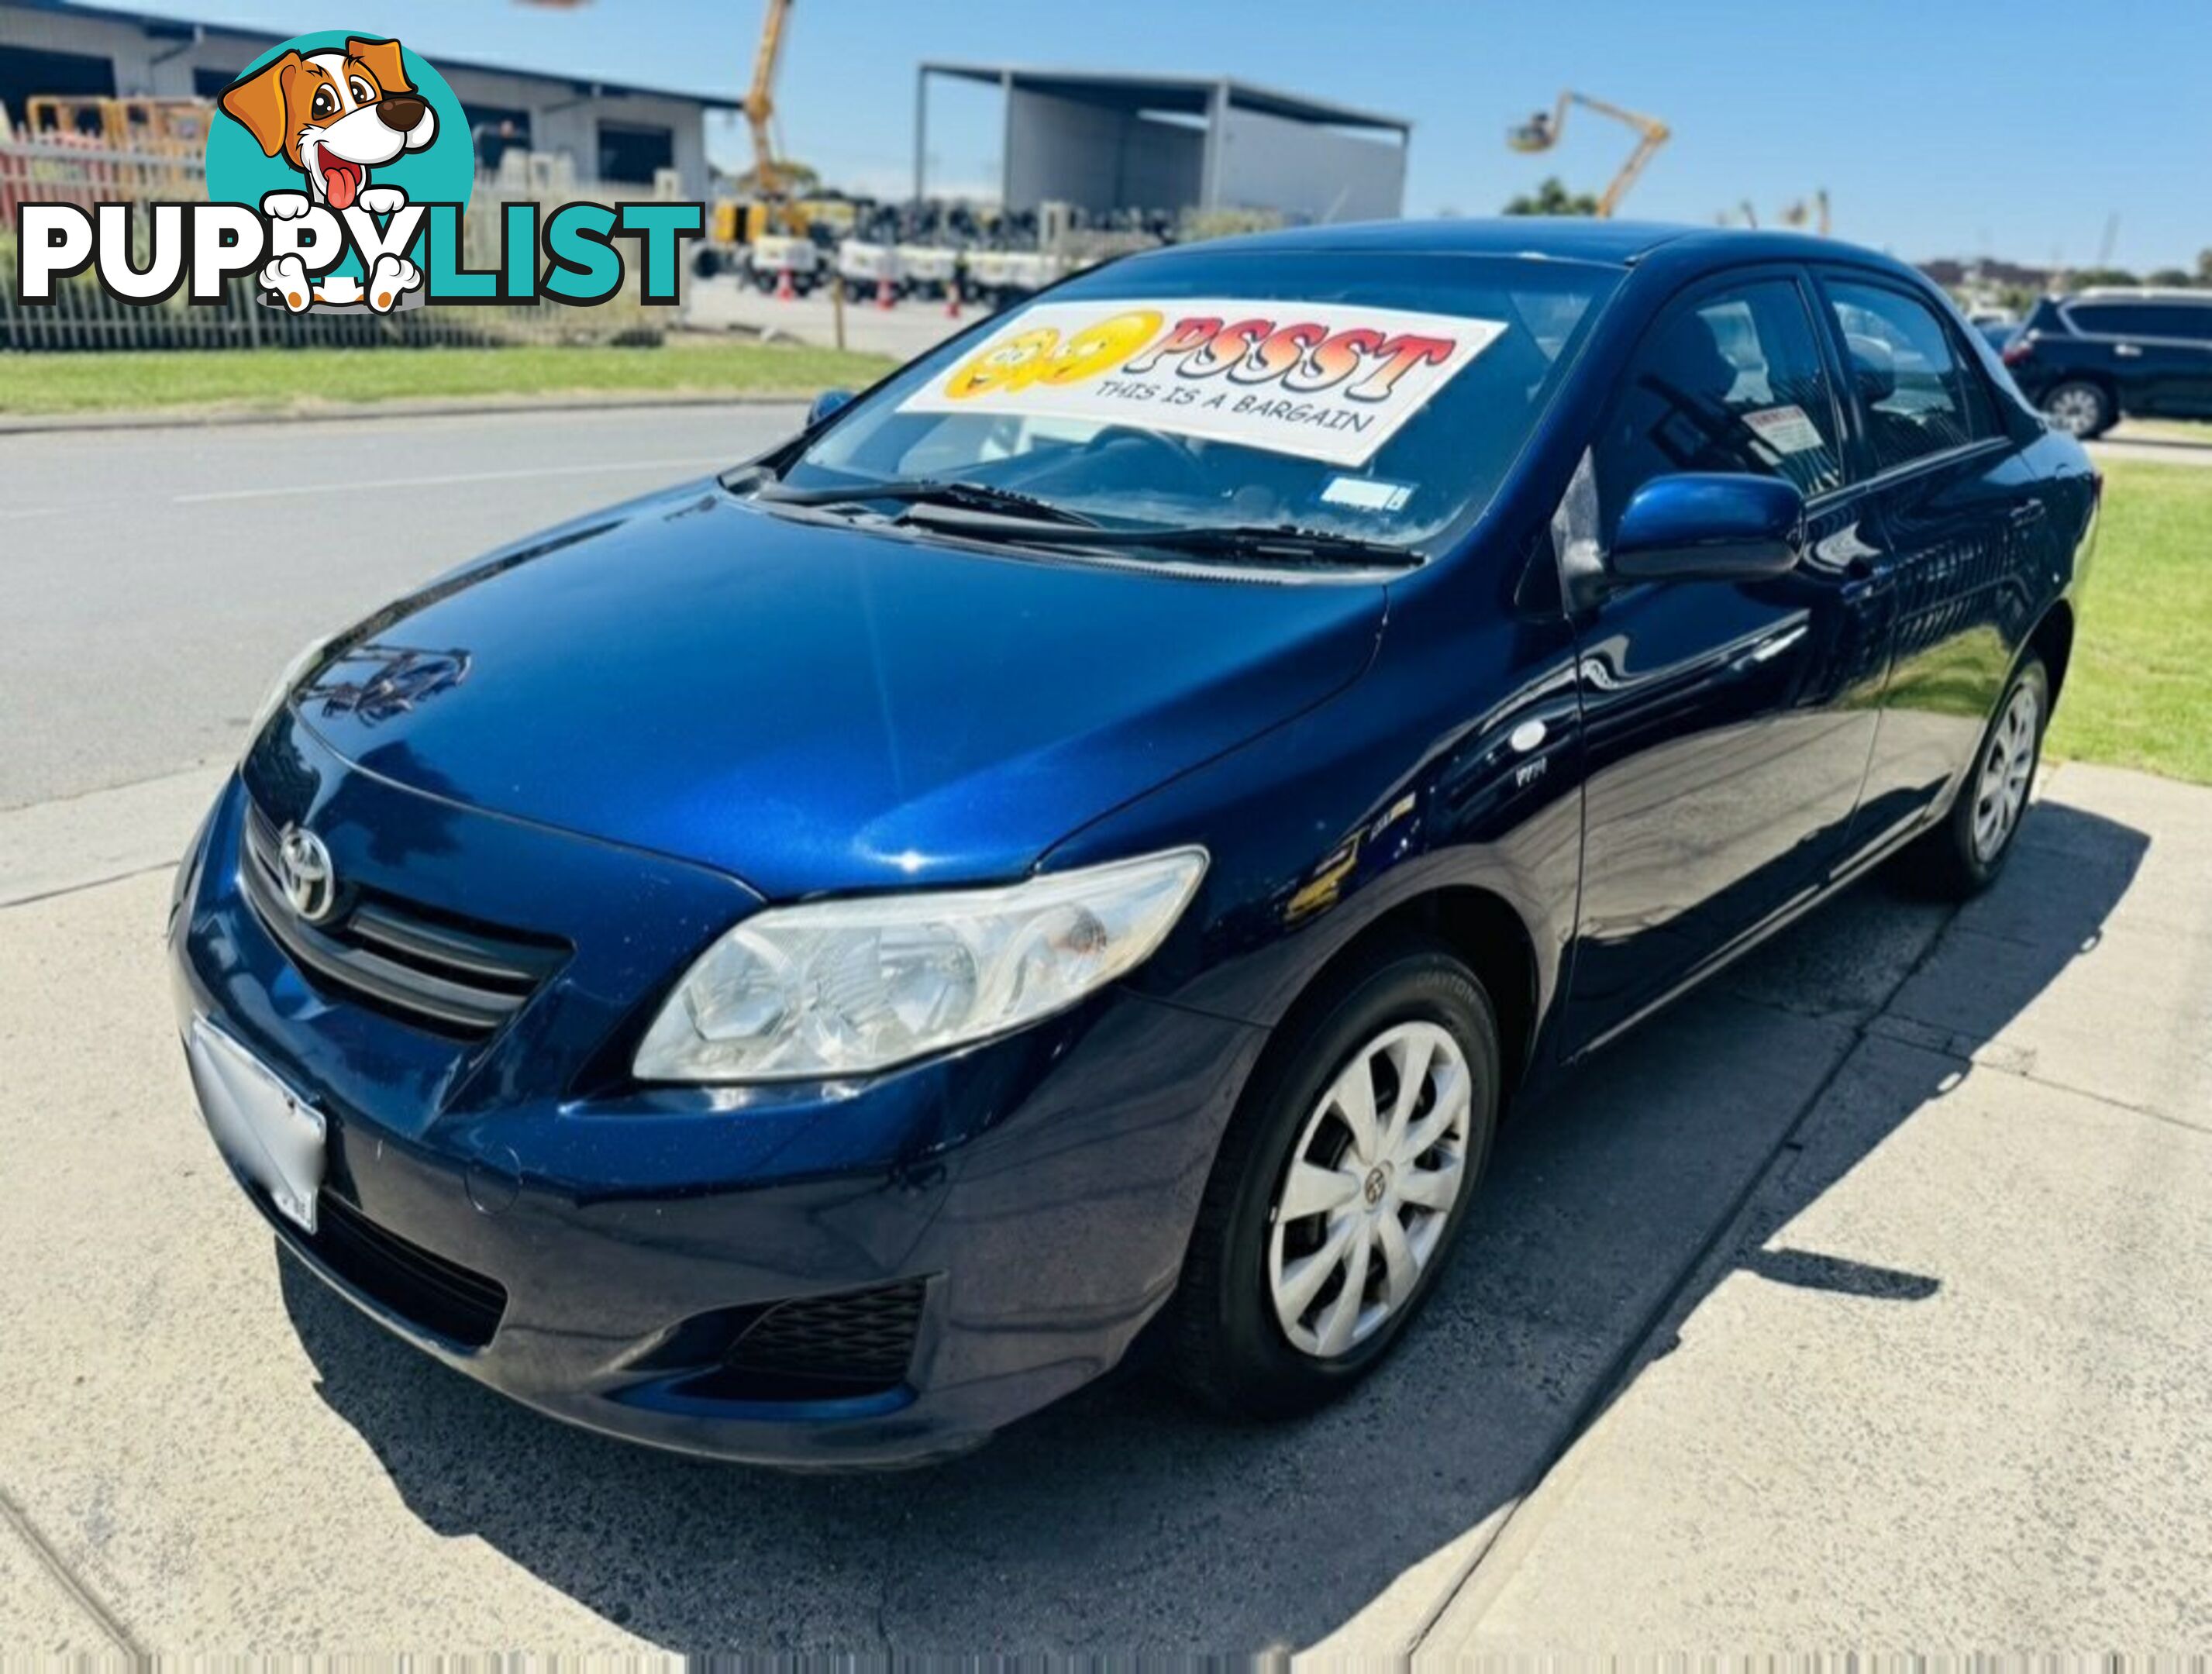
[2069, 288, 2212, 304]
[1138, 217, 1925, 281]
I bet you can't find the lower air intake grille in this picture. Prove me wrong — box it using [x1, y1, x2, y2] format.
[721, 1279, 927, 1399]
[307, 1191, 508, 1349]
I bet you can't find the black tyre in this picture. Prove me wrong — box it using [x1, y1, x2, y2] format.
[2041, 380, 2114, 439]
[1902, 654, 2050, 899]
[1165, 936, 1501, 1419]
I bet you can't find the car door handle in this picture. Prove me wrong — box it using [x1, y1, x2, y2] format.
[2114, 343, 2145, 358]
[1730, 623, 1809, 673]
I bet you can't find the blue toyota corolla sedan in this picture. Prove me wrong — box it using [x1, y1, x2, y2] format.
[171, 221, 2098, 1466]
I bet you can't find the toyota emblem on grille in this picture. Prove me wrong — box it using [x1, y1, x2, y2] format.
[275, 825, 337, 923]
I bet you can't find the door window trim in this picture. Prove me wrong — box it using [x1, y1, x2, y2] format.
[1810, 267, 2016, 486]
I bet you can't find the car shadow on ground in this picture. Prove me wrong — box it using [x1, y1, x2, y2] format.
[279, 800, 2148, 1652]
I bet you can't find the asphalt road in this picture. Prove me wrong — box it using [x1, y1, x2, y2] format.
[0, 403, 805, 811]
[3, 404, 2209, 1652]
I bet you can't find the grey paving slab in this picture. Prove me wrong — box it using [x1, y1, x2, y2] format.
[1425, 1038, 2212, 1650]
[0, 1509, 118, 1655]
[0, 765, 226, 907]
[1878, 778, 2210, 1128]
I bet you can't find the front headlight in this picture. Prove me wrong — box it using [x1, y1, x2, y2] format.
[634, 847, 1208, 1083]
[243, 633, 337, 758]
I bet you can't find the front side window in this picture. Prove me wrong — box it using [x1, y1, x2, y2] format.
[1595, 277, 1845, 531]
[1826, 279, 1996, 470]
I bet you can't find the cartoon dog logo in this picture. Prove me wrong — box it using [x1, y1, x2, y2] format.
[219, 37, 432, 313]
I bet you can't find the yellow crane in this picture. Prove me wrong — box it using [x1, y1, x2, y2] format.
[744, 0, 795, 208]
[1507, 91, 1671, 218]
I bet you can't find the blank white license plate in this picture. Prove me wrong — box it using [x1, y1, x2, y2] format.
[188, 1019, 327, 1234]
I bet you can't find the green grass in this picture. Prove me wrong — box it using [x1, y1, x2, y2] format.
[0, 341, 897, 417]
[2046, 459, 2212, 785]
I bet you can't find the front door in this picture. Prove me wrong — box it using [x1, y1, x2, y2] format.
[1565, 270, 1892, 1053]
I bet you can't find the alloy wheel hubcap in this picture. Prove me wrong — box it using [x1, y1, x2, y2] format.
[2047, 389, 2101, 436]
[1973, 680, 2040, 863]
[1267, 1021, 1472, 1359]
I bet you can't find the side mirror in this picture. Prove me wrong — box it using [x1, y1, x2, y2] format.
[808, 388, 855, 427]
[1611, 473, 1804, 584]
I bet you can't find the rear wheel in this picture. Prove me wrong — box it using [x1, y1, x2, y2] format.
[2041, 380, 2114, 439]
[1165, 938, 1500, 1418]
[1901, 655, 2048, 898]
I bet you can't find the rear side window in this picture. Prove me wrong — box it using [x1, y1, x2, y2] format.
[2069, 302, 2212, 343]
[1826, 280, 1997, 470]
[1596, 277, 1845, 527]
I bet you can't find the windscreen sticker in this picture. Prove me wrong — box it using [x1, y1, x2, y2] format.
[1742, 405, 1826, 455]
[898, 299, 1508, 467]
[1321, 476, 1414, 512]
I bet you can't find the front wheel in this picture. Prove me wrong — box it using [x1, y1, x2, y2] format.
[2041, 380, 2114, 439]
[1901, 655, 2049, 898]
[1164, 938, 1501, 1419]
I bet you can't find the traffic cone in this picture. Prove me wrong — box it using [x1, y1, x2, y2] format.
[875, 274, 895, 310]
[774, 266, 794, 301]
[945, 286, 963, 320]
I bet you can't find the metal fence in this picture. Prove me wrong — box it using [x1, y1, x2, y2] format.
[0, 139, 667, 351]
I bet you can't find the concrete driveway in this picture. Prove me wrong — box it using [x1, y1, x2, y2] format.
[3, 408, 2209, 1654]
[686, 274, 971, 362]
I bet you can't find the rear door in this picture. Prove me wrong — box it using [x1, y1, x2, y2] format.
[2128, 303, 2212, 416]
[1816, 271, 2041, 850]
[1563, 268, 1893, 1052]
[2062, 299, 2207, 416]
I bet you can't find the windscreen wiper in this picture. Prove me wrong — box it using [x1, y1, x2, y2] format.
[1109, 522, 1424, 568]
[894, 505, 1423, 570]
[755, 477, 1102, 527]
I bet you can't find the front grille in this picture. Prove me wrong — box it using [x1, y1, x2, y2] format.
[305, 1190, 508, 1349]
[719, 1279, 928, 1399]
[241, 804, 566, 1038]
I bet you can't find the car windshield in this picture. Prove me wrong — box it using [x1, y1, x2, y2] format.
[768, 249, 1621, 554]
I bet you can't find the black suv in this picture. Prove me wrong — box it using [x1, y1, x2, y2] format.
[2004, 289, 2212, 437]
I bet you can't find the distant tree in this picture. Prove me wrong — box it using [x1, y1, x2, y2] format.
[2146, 267, 2196, 288]
[1504, 176, 1600, 217]
[2199, 248, 2212, 284]
[2068, 266, 2140, 289]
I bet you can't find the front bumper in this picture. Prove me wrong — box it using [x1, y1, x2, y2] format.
[170, 725, 1266, 1468]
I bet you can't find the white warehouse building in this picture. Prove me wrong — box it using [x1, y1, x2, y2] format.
[915, 63, 1411, 225]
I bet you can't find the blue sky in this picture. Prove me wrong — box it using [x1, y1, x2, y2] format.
[88, 0, 2210, 269]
